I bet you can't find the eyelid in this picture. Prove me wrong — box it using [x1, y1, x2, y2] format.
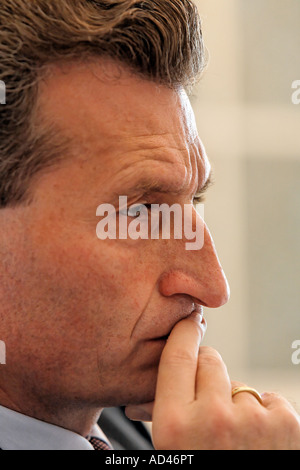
[193, 194, 206, 204]
[120, 202, 151, 218]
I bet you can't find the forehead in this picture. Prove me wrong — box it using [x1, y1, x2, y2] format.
[38, 60, 210, 193]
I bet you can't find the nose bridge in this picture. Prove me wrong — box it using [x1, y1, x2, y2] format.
[159, 221, 230, 308]
[199, 224, 230, 306]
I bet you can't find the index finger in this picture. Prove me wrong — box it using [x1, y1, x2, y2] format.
[155, 312, 205, 406]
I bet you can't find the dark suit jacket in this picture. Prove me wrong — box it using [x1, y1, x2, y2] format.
[98, 407, 154, 450]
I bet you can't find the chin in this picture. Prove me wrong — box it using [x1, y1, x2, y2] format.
[96, 368, 158, 408]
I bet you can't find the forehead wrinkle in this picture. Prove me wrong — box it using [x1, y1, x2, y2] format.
[106, 131, 207, 200]
[112, 133, 191, 163]
[105, 158, 209, 203]
[117, 162, 188, 197]
[112, 137, 191, 175]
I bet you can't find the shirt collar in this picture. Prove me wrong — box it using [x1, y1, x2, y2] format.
[0, 405, 105, 450]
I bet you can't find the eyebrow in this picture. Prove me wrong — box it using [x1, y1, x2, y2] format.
[116, 169, 214, 199]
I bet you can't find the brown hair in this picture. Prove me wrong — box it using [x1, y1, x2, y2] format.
[0, 0, 205, 207]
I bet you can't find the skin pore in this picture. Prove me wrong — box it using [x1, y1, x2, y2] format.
[0, 59, 229, 437]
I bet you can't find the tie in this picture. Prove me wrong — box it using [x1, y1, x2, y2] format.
[88, 436, 113, 451]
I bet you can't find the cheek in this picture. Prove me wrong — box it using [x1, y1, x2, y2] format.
[25, 231, 153, 335]
[20, 210, 160, 342]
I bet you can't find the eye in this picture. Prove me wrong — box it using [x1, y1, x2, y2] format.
[193, 195, 205, 207]
[120, 203, 151, 218]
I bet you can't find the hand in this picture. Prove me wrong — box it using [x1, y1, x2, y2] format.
[126, 313, 300, 450]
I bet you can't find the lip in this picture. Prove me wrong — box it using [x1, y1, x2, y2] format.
[151, 305, 205, 342]
[153, 333, 171, 342]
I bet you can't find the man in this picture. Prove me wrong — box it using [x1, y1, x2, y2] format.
[0, 0, 299, 450]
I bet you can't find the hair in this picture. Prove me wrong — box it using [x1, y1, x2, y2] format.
[0, 0, 206, 207]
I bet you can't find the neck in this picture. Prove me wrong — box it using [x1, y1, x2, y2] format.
[0, 382, 102, 437]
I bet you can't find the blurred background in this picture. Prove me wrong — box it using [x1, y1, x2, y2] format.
[192, 0, 300, 409]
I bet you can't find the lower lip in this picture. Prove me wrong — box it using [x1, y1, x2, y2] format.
[154, 318, 206, 342]
[150, 315, 206, 342]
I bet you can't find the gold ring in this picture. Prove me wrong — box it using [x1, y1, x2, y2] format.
[231, 386, 263, 405]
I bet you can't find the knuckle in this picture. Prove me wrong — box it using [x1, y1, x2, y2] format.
[231, 380, 247, 389]
[267, 406, 300, 448]
[154, 408, 189, 450]
[243, 406, 268, 433]
[206, 399, 236, 442]
[198, 347, 223, 368]
[164, 347, 197, 367]
[212, 405, 234, 433]
[278, 406, 300, 432]
[263, 391, 281, 401]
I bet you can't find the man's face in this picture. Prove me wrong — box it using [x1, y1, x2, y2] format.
[0, 61, 229, 409]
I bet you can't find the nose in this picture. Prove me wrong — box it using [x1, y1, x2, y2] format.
[158, 223, 230, 309]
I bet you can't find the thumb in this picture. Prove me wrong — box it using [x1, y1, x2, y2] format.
[125, 401, 154, 422]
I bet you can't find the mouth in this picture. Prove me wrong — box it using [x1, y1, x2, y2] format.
[153, 309, 206, 342]
[153, 333, 170, 342]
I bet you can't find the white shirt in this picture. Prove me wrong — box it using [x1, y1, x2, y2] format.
[0, 405, 111, 450]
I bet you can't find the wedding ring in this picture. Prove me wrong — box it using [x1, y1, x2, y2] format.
[231, 386, 263, 405]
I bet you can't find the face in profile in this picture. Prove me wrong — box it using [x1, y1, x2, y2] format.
[0, 60, 229, 410]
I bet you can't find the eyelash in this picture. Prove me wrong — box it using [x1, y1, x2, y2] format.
[122, 197, 205, 219]
[193, 195, 206, 205]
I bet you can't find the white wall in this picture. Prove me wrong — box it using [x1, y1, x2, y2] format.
[193, 0, 300, 410]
